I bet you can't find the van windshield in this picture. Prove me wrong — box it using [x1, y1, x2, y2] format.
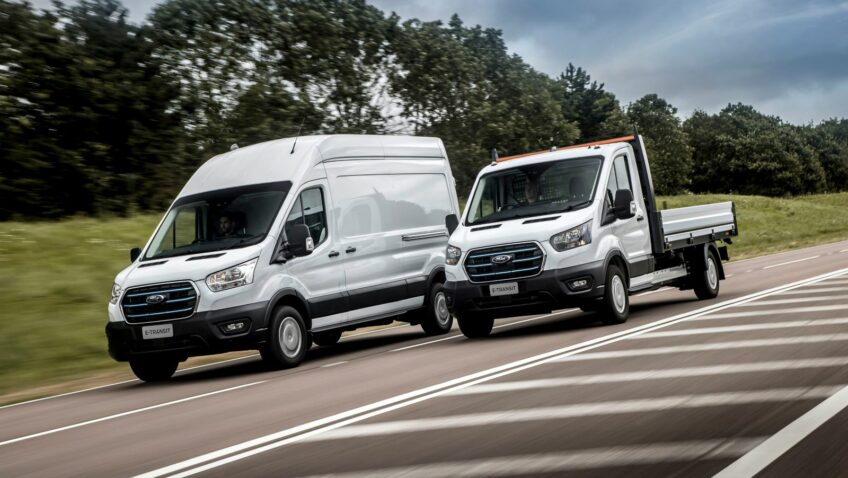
[144, 181, 291, 260]
[466, 157, 602, 225]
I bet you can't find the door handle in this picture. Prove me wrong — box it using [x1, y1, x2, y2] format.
[345, 247, 357, 254]
[637, 214, 645, 221]
[328, 251, 340, 258]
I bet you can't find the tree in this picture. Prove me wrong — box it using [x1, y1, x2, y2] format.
[626, 94, 692, 195]
[555, 63, 629, 142]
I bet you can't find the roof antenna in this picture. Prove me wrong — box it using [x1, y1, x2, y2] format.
[290, 118, 306, 155]
[490, 148, 499, 164]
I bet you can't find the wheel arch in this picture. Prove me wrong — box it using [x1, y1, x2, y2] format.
[266, 289, 312, 332]
[603, 249, 630, 286]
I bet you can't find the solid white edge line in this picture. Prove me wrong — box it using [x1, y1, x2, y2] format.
[715, 384, 848, 477]
[135, 266, 848, 478]
[762, 255, 820, 269]
[0, 381, 265, 447]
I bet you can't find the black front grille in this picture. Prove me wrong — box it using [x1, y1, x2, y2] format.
[464, 242, 544, 283]
[121, 281, 198, 324]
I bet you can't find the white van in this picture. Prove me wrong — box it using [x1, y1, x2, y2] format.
[107, 135, 460, 381]
[444, 135, 737, 338]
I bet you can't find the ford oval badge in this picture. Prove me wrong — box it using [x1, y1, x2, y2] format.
[146, 294, 166, 305]
[491, 254, 513, 264]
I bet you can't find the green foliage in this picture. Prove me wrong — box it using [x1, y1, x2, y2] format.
[626, 94, 692, 195]
[2, 0, 848, 221]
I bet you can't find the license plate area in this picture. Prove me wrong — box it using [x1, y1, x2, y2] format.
[489, 282, 519, 297]
[142, 323, 174, 340]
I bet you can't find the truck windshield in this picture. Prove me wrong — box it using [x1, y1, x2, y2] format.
[143, 181, 291, 260]
[466, 156, 602, 225]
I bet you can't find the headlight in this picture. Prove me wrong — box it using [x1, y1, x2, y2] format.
[206, 258, 258, 292]
[446, 245, 462, 265]
[110, 284, 122, 304]
[550, 220, 592, 251]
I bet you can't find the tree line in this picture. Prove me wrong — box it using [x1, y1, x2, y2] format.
[2, 0, 847, 220]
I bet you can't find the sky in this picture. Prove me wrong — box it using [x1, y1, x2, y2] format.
[31, 0, 848, 124]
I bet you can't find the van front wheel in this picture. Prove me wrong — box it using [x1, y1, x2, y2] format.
[458, 314, 494, 338]
[129, 356, 178, 382]
[263, 306, 308, 368]
[420, 283, 454, 335]
[599, 264, 629, 325]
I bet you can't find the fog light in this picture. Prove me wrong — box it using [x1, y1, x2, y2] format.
[568, 278, 591, 291]
[219, 319, 250, 335]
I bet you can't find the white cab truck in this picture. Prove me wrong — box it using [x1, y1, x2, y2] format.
[107, 135, 459, 381]
[443, 135, 737, 338]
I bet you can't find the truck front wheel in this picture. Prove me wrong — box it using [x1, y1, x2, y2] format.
[693, 249, 721, 300]
[457, 314, 494, 338]
[599, 264, 629, 325]
[129, 356, 178, 382]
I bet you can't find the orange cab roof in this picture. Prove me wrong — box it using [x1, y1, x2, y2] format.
[496, 135, 636, 163]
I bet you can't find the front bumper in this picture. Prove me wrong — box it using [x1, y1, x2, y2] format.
[445, 260, 606, 319]
[106, 301, 269, 361]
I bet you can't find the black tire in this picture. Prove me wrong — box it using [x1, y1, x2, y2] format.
[420, 282, 454, 335]
[457, 313, 494, 338]
[129, 356, 178, 382]
[694, 249, 721, 300]
[262, 305, 308, 369]
[313, 330, 342, 347]
[599, 264, 629, 325]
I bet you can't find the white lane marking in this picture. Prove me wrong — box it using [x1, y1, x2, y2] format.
[303, 386, 840, 442]
[716, 384, 848, 477]
[389, 309, 578, 352]
[343, 323, 406, 339]
[817, 279, 848, 285]
[553, 334, 848, 362]
[737, 295, 848, 306]
[300, 438, 765, 478]
[321, 361, 348, 368]
[0, 381, 264, 447]
[447, 358, 848, 396]
[725, 274, 734, 278]
[782, 287, 848, 295]
[694, 304, 848, 320]
[0, 354, 262, 411]
[841, 248, 848, 253]
[633, 318, 848, 339]
[763, 255, 820, 269]
[136, 267, 848, 478]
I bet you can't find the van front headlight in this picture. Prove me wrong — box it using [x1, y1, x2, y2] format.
[446, 245, 462, 265]
[550, 221, 592, 251]
[206, 258, 258, 292]
[110, 284, 122, 304]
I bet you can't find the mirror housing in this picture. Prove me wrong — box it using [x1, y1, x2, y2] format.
[614, 189, 636, 220]
[445, 214, 459, 235]
[286, 224, 314, 258]
[130, 247, 141, 263]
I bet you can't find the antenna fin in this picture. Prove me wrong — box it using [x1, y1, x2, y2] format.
[290, 118, 306, 155]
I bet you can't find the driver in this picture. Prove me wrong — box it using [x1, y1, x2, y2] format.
[217, 214, 237, 236]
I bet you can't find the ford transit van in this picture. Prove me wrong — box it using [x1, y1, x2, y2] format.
[107, 135, 460, 381]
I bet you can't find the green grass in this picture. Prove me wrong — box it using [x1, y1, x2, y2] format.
[1, 192, 848, 396]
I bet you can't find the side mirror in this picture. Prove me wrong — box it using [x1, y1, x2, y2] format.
[614, 189, 636, 220]
[287, 224, 314, 258]
[130, 247, 141, 263]
[445, 214, 459, 235]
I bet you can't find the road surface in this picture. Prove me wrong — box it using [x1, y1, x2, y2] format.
[2, 240, 848, 477]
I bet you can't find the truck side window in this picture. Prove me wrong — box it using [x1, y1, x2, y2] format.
[606, 155, 633, 206]
[284, 188, 328, 246]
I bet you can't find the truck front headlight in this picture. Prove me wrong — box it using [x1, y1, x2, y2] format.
[446, 245, 462, 265]
[206, 258, 258, 292]
[110, 284, 122, 304]
[550, 220, 592, 251]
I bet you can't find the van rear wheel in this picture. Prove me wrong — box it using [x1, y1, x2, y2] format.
[420, 283, 454, 335]
[599, 264, 629, 325]
[458, 314, 494, 338]
[262, 306, 308, 369]
[693, 249, 721, 300]
[129, 356, 178, 382]
[313, 330, 342, 347]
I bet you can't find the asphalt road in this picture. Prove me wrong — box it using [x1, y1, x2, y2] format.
[2, 240, 848, 477]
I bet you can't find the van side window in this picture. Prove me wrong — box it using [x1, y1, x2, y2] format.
[284, 188, 328, 246]
[606, 155, 632, 206]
